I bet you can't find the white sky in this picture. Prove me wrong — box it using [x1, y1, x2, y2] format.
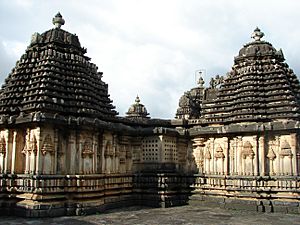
[1, 0, 300, 119]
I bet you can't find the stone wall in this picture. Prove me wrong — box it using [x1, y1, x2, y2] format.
[191, 129, 300, 212]
[0, 124, 195, 217]
[192, 132, 300, 177]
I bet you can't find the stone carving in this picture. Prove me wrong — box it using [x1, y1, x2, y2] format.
[0, 137, 6, 156]
[209, 75, 224, 89]
[280, 139, 293, 157]
[22, 134, 37, 155]
[82, 139, 94, 157]
[214, 145, 225, 159]
[41, 134, 54, 155]
[104, 141, 113, 158]
[179, 93, 190, 107]
[241, 141, 254, 159]
[267, 147, 276, 160]
[204, 149, 211, 159]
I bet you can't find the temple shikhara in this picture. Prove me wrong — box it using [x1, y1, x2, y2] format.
[0, 13, 299, 217]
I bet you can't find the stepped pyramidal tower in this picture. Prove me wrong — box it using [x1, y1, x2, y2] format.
[0, 14, 299, 217]
[0, 12, 117, 123]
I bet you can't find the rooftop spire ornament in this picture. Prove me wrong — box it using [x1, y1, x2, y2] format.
[52, 12, 65, 28]
[251, 27, 264, 41]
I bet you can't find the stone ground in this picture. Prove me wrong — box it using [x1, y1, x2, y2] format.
[1, 205, 300, 225]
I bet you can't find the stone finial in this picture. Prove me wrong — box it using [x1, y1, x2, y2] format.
[135, 95, 140, 104]
[251, 27, 264, 41]
[52, 12, 65, 28]
[126, 95, 150, 119]
[197, 72, 205, 88]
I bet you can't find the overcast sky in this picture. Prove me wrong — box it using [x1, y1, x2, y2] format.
[1, 0, 300, 119]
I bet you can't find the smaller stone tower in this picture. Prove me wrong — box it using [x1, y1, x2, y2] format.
[176, 76, 205, 119]
[126, 96, 150, 119]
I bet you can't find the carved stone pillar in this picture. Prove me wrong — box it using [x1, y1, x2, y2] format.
[253, 136, 258, 176]
[0, 133, 7, 173]
[224, 137, 229, 175]
[10, 130, 17, 174]
[67, 130, 76, 174]
[259, 136, 265, 176]
[34, 128, 42, 175]
[237, 136, 242, 175]
[113, 134, 118, 173]
[275, 136, 281, 175]
[3, 130, 10, 174]
[53, 129, 58, 175]
[291, 133, 297, 176]
[22, 129, 30, 174]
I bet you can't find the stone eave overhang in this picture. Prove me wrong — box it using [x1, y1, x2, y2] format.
[0, 112, 176, 137]
[188, 120, 300, 137]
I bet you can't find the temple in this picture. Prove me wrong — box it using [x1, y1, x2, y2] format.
[0, 14, 299, 217]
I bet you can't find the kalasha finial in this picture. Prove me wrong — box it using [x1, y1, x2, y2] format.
[251, 27, 264, 41]
[52, 12, 65, 29]
[135, 95, 140, 104]
[197, 71, 205, 88]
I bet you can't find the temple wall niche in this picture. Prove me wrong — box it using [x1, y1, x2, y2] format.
[103, 132, 116, 174]
[266, 133, 298, 176]
[213, 137, 228, 175]
[23, 128, 39, 174]
[194, 137, 228, 175]
[11, 129, 26, 174]
[80, 132, 97, 174]
[239, 136, 257, 176]
[40, 128, 56, 174]
[117, 135, 133, 173]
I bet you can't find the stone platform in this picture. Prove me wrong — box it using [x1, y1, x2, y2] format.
[1, 204, 300, 225]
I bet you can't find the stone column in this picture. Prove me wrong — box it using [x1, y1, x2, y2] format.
[224, 137, 229, 175]
[53, 129, 58, 174]
[209, 138, 216, 175]
[291, 133, 297, 176]
[275, 136, 281, 175]
[23, 129, 30, 174]
[92, 133, 97, 174]
[253, 136, 258, 176]
[10, 130, 17, 174]
[3, 130, 10, 173]
[259, 136, 265, 176]
[35, 128, 42, 175]
[79, 140, 83, 174]
[237, 136, 242, 175]
[67, 130, 76, 174]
